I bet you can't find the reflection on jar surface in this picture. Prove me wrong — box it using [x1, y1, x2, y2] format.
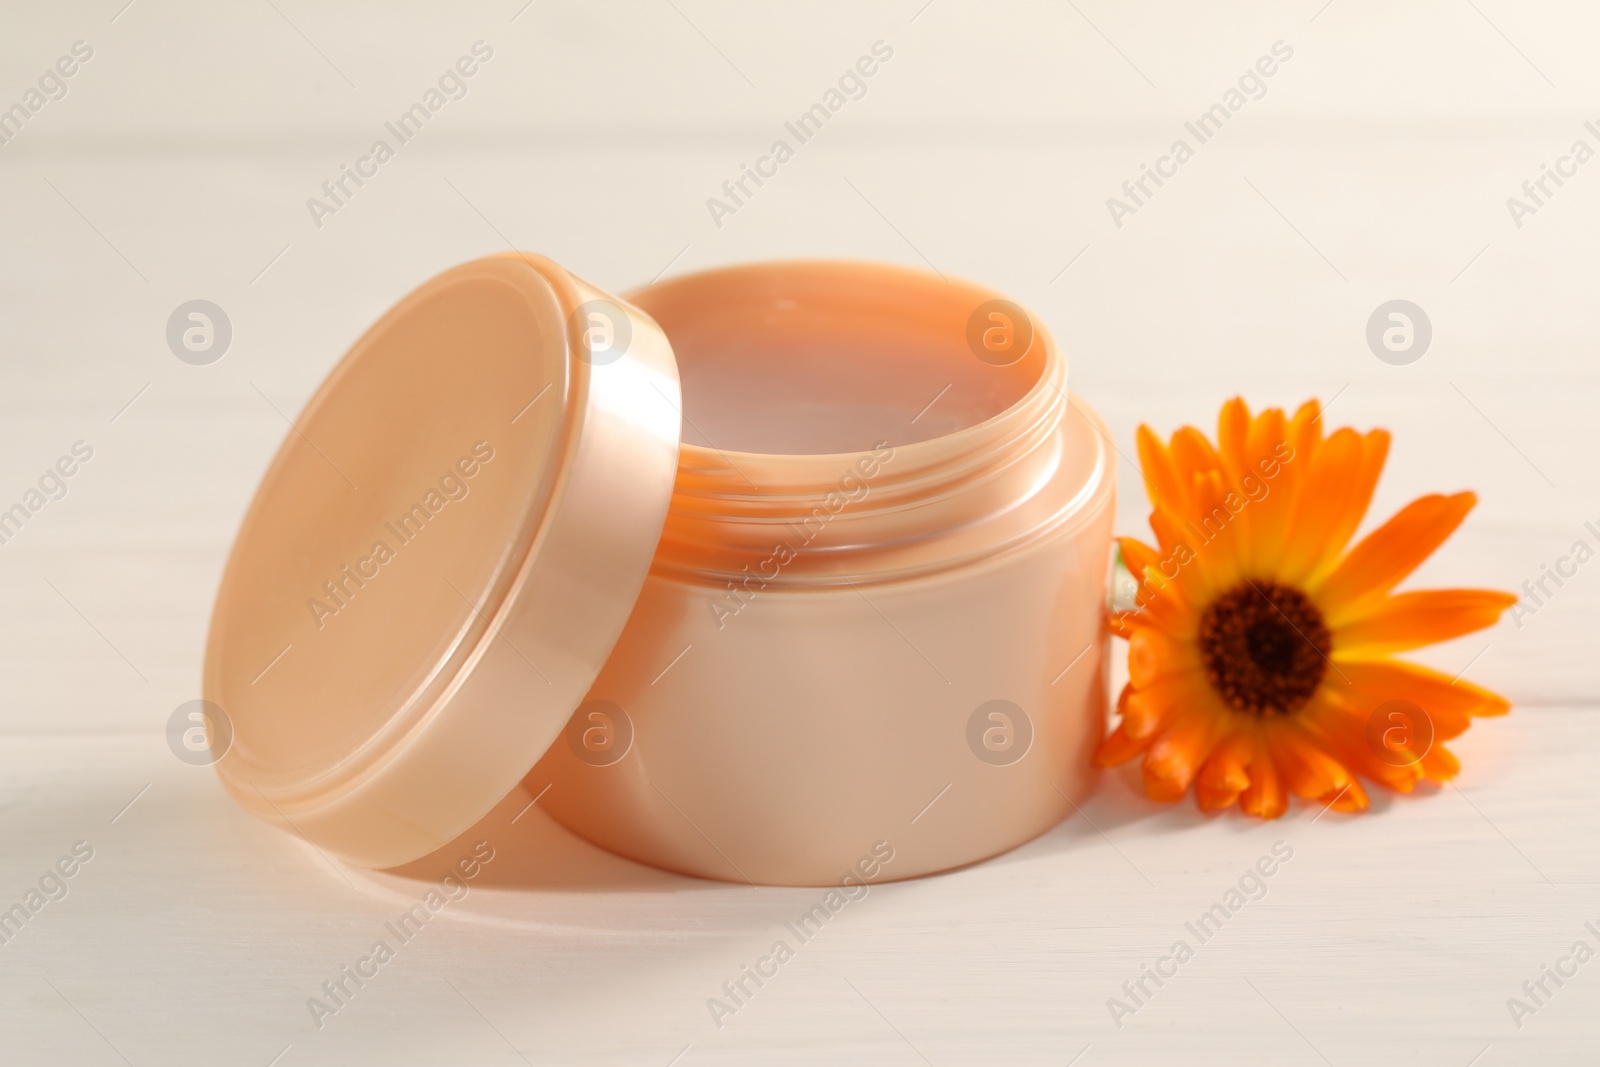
[532, 261, 1115, 886]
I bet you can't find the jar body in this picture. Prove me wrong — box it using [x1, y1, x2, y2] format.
[533, 413, 1111, 885]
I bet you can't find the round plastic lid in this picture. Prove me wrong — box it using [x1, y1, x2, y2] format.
[203, 254, 681, 868]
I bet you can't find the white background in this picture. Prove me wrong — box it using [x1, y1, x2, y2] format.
[1, 1, 1596, 1063]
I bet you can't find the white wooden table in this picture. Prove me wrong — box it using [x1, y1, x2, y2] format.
[3, 1, 1597, 1063]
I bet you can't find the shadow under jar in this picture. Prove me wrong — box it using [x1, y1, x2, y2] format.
[531, 261, 1116, 886]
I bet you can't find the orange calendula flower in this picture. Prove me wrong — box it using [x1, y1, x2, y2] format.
[1097, 397, 1514, 818]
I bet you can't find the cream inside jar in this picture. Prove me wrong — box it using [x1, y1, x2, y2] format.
[650, 262, 1042, 455]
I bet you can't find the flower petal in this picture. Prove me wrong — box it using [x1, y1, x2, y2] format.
[1195, 730, 1253, 812]
[1141, 706, 1220, 802]
[1278, 427, 1365, 585]
[1324, 776, 1370, 813]
[1184, 468, 1245, 591]
[1171, 425, 1225, 485]
[1419, 744, 1460, 782]
[1333, 589, 1516, 656]
[1287, 399, 1324, 464]
[1119, 535, 1199, 632]
[1305, 693, 1426, 793]
[1137, 424, 1189, 518]
[1312, 491, 1477, 615]
[1108, 610, 1142, 640]
[1148, 508, 1193, 563]
[1094, 721, 1149, 768]
[1241, 408, 1296, 575]
[1217, 397, 1253, 480]
[1310, 430, 1390, 582]
[1238, 729, 1288, 819]
[1128, 625, 1199, 687]
[1269, 723, 1357, 801]
[1094, 687, 1145, 767]
[1122, 672, 1205, 740]
[1119, 535, 1161, 578]
[1330, 658, 1509, 742]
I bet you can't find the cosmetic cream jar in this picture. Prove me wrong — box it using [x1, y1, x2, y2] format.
[202, 254, 1113, 885]
[532, 262, 1114, 884]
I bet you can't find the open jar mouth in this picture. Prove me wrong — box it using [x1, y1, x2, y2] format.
[625, 261, 1088, 584]
[628, 259, 1055, 459]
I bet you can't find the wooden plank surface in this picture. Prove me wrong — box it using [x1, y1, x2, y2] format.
[2, 1, 1597, 1063]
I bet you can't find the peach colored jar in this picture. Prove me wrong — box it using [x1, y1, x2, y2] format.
[531, 262, 1115, 886]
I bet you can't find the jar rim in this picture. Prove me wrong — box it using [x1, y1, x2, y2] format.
[626, 259, 1108, 585]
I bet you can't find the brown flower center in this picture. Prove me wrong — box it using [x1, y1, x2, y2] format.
[1198, 581, 1331, 717]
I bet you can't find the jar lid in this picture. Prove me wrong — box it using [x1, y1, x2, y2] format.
[202, 253, 682, 868]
